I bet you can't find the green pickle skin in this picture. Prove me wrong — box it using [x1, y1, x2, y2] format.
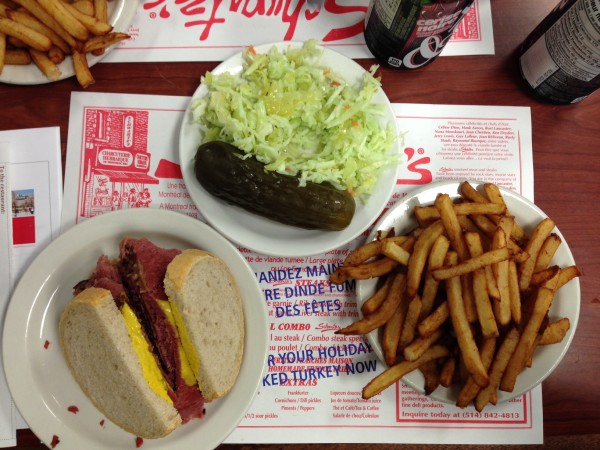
[194, 141, 356, 231]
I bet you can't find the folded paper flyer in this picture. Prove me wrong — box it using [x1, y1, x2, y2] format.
[104, 0, 494, 63]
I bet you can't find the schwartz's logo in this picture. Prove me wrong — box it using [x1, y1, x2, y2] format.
[397, 147, 432, 185]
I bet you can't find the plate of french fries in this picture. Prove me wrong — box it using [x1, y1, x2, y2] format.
[0, 0, 137, 87]
[330, 180, 580, 411]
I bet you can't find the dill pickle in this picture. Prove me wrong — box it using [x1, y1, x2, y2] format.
[194, 141, 356, 231]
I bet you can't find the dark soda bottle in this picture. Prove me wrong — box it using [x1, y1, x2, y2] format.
[518, 0, 600, 104]
[363, 0, 476, 70]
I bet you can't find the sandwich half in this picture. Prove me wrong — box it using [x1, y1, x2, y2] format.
[164, 249, 244, 401]
[59, 287, 182, 439]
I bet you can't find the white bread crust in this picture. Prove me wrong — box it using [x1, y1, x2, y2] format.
[164, 249, 245, 401]
[59, 288, 181, 439]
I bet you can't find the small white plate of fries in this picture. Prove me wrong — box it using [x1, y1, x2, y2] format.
[331, 180, 580, 411]
[0, 0, 137, 87]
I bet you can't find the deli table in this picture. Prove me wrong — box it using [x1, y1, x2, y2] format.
[1, 1, 598, 449]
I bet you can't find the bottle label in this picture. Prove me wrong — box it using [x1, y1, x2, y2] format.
[364, 0, 474, 69]
[521, 0, 600, 89]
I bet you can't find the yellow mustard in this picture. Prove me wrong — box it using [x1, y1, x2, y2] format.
[157, 300, 200, 389]
[120, 303, 172, 403]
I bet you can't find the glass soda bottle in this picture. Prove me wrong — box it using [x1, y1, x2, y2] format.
[363, 0, 476, 70]
[518, 0, 600, 104]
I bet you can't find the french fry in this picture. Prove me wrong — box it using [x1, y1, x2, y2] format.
[432, 247, 511, 281]
[492, 228, 511, 326]
[508, 260, 521, 324]
[483, 183, 508, 212]
[340, 257, 398, 281]
[556, 265, 581, 290]
[336, 236, 412, 277]
[81, 31, 129, 53]
[7, 34, 27, 47]
[361, 275, 392, 316]
[534, 233, 561, 272]
[500, 275, 559, 392]
[525, 334, 542, 368]
[519, 217, 555, 291]
[93, 0, 107, 22]
[29, 47, 61, 80]
[3, 48, 31, 64]
[336, 272, 405, 335]
[469, 213, 528, 263]
[497, 215, 514, 242]
[464, 232, 499, 338]
[417, 300, 449, 339]
[398, 295, 422, 349]
[12, 0, 80, 49]
[475, 328, 520, 411]
[539, 318, 570, 345]
[436, 193, 479, 323]
[530, 265, 560, 286]
[36, 0, 90, 41]
[6, 8, 69, 53]
[382, 303, 404, 366]
[48, 44, 65, 64]
[342, 240, 384, 267]
[445, 251, 489, 388]
[0, 16, 52, 51]
[439, 356, 456, 388]
[459, 181, 488, 203]
[404, 328, 445, 361]
[329, 267, 348, 285]
[48, 43, 65, 64]
[419, 359, 440, 394]
[473, 266, 499, 338]
[362, 345, 450, 399]
[72, 0, 94, 16]
[381, 239, 411, 266]
[71, 48, 94, 87]
[460, 181, 527, 242]
[381, 275, 408, 365]
[61, 0, 112, 36]
[462, 225, 500, 300]
[406, 220, 445, 297]
[414, 202, 506, 223]
[435, 193, 469, 261]
[456, 337, 497, 408]
[420, 234, 450, 319]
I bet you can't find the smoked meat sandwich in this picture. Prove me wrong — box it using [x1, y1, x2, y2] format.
[59, 239, 245, 439]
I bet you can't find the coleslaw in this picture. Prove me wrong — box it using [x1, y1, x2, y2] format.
[191, 40, 399, 201]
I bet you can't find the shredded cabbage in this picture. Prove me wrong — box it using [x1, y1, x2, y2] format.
[191, 40, 398, 200]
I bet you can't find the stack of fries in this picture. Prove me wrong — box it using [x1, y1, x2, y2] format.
[0, 0, 129, 87]
[330, 181, 580, 411]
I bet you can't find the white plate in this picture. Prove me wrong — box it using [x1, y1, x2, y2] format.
[179, 41, 401, 257]
[2, 209, 268, 450]
[0, 1, 138, 85]
[357, 180, 580, 404]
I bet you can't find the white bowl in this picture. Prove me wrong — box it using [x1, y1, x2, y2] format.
[356, 180, 580, 405]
